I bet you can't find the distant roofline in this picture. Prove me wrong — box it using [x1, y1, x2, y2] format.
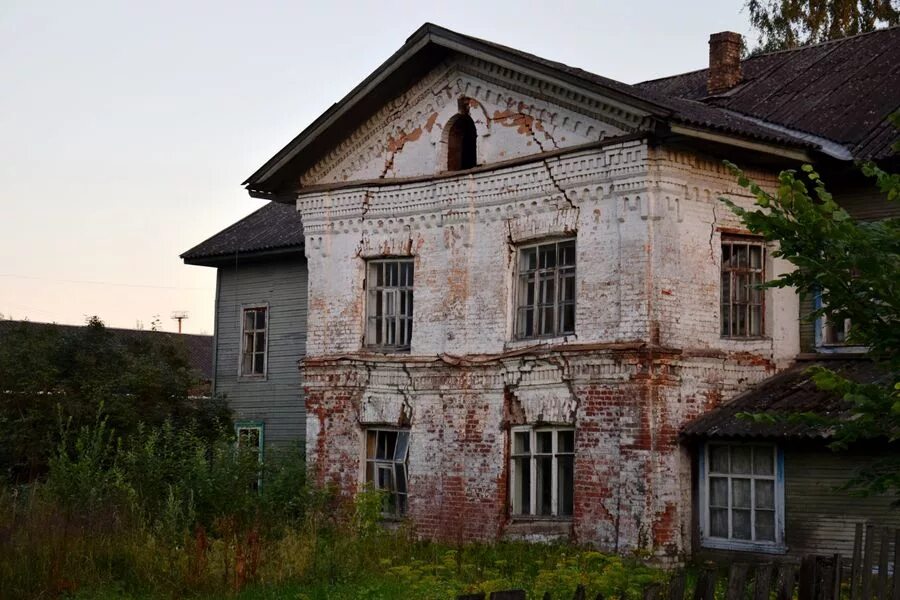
[0, 319, 212, 340]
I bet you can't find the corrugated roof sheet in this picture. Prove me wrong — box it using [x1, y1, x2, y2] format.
[181, 202, 304, 263]
[681, 357, 896, 440]
[638, 26, 900, 160]
[0, 320, 213, 382]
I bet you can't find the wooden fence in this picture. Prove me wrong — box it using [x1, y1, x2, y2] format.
[459, 524, 899, 600]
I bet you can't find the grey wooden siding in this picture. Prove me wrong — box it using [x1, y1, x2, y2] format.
[784, 445, 900, 557]
[214, 255, 307, 448]
[837, 186, 900, 221]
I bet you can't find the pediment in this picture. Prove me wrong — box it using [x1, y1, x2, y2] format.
[300, 57, 648, 186]
[245, 24, 663, 194]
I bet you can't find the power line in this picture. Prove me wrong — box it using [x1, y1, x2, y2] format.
[0, 273, 210, 291]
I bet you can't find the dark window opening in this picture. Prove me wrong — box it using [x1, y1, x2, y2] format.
[447, 114, 477, 171]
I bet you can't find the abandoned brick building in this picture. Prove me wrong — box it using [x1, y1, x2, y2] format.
[185, 24, 900, 558]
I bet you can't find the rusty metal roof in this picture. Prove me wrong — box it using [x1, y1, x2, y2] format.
[681, 357, 895, 440]
[181, 201, 305, 265]
[638, 26, 900, 160]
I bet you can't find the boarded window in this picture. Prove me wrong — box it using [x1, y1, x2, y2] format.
[366, 259, 414, 351]
[510, 427, 575, 518]
[365, 428, 410, 517]
[241, 307, 267, 376]
[447, 114, 477, 171]
[516, 239, 576, 339]
[721, 238, 765, 337]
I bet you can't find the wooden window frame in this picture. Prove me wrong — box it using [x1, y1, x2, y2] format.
[239, 304, 269, 378]
[509, 426, 575, 519]
[364, 428, 410, 518]
[514, 239, 577, 340]
[720, 237, 766, 338]
[365, 259, 414, 352]
[698, 442, 786, 553]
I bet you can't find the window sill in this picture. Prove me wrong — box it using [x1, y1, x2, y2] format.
[505, 335, 577, 351]
[700, 537, 786, 554]
[238, 374, 268, 382]
[363, 347, 411, 355]
[505, 518, 573, 541]
[720, 336, 771, 342]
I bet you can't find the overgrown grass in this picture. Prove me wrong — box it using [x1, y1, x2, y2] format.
[0, 416, 664, 599]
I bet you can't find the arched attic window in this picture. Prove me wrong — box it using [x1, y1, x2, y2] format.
[446, 113, 477, 171]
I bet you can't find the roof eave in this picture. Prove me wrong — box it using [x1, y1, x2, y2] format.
[669, 123, 814, 162]
[182, 245, 306, 267]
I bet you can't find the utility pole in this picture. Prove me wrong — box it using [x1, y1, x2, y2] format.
[171, 311, 189, 334]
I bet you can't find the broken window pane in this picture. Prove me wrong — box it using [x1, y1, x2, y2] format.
[366, 428, 411, 517]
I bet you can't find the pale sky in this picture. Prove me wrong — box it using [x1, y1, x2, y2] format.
[0, 0, 755, 335]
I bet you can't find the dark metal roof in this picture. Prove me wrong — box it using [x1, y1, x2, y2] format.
[243, 23, 819, 194]
[0, 320, 213, 382]
[181, 202, 305, 265]
[681, 357, 895, 440]
[638, 26, 900, 160]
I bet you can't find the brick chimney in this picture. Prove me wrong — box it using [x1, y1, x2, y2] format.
[707, 31, 743, 95]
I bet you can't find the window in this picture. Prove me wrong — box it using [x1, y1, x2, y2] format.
[236, 422, 264, 490]
[236, 423, 264, 463]
[365, 429, 410, 517]
[510, 427, 575, 518]
[721, 238, 765, 337]
[701, 443, 783, 550]
[366, 259, 414, 351]
[447, 113, 477, 171]
[241, 306, 267, 376]
[822, 317, 852, 345]
[516, 239, 576, 339]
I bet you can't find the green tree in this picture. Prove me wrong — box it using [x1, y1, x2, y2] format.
[0, 317, 230, 482]
[746, 0, 900, 52]
[721, 119, 900, 494]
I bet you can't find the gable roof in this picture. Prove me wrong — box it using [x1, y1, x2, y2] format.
[244, 23, 825, 196]
[181, 202, 305, 266]
[0, 320, 213, 382]
[638, 26, 900, 161]
[681, 357, 895, 440]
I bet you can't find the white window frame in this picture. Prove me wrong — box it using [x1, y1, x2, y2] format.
[720, 236, 766, 338]
[365, 259, 414, 352]
[813, 291, 865, 352]
[514, 238, 577, 340]
[509, 426, 575, 519]
[698, 442, 786, 553]
[239, 304, 269, 378]
[364, 427, 410, 518]
[235, 421, 265, 463]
